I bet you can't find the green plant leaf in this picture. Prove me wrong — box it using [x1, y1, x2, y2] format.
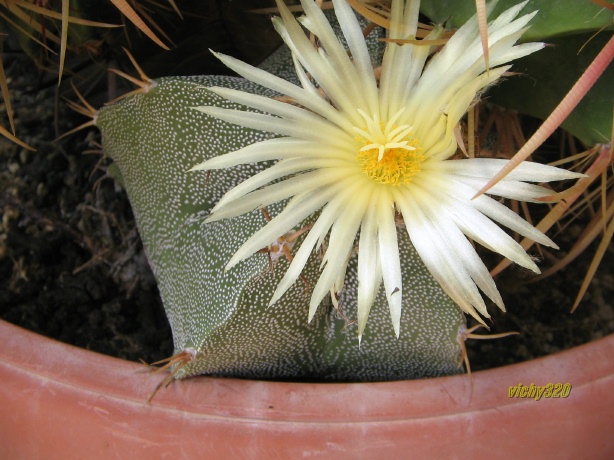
[420, 0, 614, 41]
[421, 1, 613, 145]
[488, 32, 614, 146]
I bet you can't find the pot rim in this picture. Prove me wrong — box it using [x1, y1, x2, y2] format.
[1, 317, 612, 420]
[2, 318, 613, 459]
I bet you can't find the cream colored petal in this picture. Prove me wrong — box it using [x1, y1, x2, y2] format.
[395, 192, 486, 323]
[331, 0, 379, 114]
[428, 174, 557, 250]
[432, 158, 584, 182]
[298, 1, 369, 110]
[227, 181, 344, 270]
[453, 176, 555, 202]
[190, 138, 345, 171]
[356, 188, 382, 338]
[473, 195, 556, 250]
[418, 176, 543, 272]
[211, 50, 353, 131]
[380, 0, 431, 121]
[215, 157, 350, 208]
[418, 0, 497, 79]
[209, 169, 343, 220]
[411, 185, 504, 310]
[488, 1, 532, 36]
[377, 190, 403, 337]
[269, 179, 362, 306]
[207, 86, 338, 130]
[272, 1, 364, 123]
[291, 54, 320, 97]
[308, 188, 368, 321]
[415, 66, 509, 155]
[194, 106, 353, 150]
[434, 189, 541, 273]
[423, 1, 529, 80]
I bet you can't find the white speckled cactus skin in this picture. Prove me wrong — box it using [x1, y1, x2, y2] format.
[96, 17, 466, 381]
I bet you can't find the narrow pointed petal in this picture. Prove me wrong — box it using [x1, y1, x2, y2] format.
[308, 189, 368, 321]
[356, 189, 381, 337]
[428, 187, 542, 273]
[215, 157, 349, 207]
[272, 1, 364, 123]
[270, 181, 362, 306]
[454, 176, 556, 202]
[411, 185, 504, 309]
[332, 0, 379, 114]
[190, 138, 341, 171]
[377, 190, 403, 337]
[433, 158, 584, 182]
[209, 169, 343, 220]
[211, 50, 354, 131]
[396, 193, 487, 323]
[427, 175, 557, 249]
[194, 106, 353, 149]
[206, 86, 352, 144]
[227, 182, 344, 270]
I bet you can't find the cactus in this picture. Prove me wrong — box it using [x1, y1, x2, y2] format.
[97, 75, 466, 380]
[96, 0, 584, 382]
[96, 22, 466, 380]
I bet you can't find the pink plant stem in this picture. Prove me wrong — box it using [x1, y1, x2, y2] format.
[476, 0, 489, 72]
[490, 144, 613, 277]
[474, 34, 614, 199]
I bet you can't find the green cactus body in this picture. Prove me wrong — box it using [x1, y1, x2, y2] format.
[97, 75, 465, 380]
[96, 15, 466, 381]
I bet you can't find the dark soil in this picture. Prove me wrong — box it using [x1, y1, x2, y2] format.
[1, 1, 612, 373]
[0, 88, 173, 362]
[468, 239, 614, 371]
[0, 0, 282, 365]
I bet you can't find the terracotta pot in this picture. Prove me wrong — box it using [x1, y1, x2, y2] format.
[0, 318, 612, 459]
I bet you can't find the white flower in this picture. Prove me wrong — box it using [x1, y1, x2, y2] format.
[192, 0, 581, 339]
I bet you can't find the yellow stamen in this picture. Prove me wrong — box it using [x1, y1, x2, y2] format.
[354, 110, 424, 186]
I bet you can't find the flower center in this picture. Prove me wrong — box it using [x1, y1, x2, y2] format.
[353, 110, 424, 186]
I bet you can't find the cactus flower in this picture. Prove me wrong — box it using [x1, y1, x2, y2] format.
[192, 0, 582, 340]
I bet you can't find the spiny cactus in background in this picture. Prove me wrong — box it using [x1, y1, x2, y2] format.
[0, 0, 180, 149]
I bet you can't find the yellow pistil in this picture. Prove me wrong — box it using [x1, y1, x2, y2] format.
[354, 109, 424, 186]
